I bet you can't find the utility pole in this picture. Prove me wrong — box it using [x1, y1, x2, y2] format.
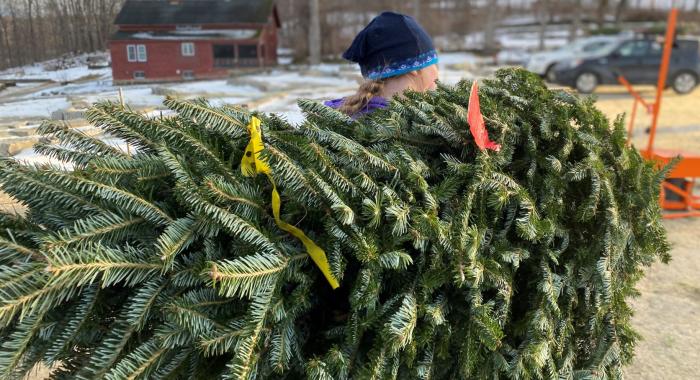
[308, 0, 321, 65]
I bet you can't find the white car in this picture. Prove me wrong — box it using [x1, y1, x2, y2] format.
[526, 36, 622, 81]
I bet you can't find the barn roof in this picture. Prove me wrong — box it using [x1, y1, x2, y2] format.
[115, 0, 277, 26]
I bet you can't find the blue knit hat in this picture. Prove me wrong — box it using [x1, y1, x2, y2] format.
[343, 11, 438, 80]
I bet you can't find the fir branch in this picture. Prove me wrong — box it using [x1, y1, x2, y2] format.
[43, 286, 99, 363]
[45, 243, 163, 288]
[37, 120, 129, 158]
[125, 279, 168, 331]
[0, 308, 49, 379]
[208, 253, 305, 299]
[41, 170, 174, 225]
[33, 142, 98, 168]
[105, 339, 169, 380]
[0, 277, 80, 328]
[199, 319, 247, 357]
[160, 147, 279, 255]
[43, 212, 146, 249]
[86, 102, 161, 153]
[227, 289, 275, 380]
[156, 216, 198, 269]
[0, 161, 110, 215]
[384, 294, 418, 353]
[164, 97, 249, 138]
[0, 236, 44, 262]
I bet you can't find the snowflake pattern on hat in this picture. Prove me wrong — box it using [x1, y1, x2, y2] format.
[366, 50, 439, 80]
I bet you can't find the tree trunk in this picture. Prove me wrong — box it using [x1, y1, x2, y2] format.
[597, 0, 609, 27]
[483, 3, 498, 53]
[7, 1, 22, 66]
[569, 0, 583, 42]
[695, 0, 700, 12]
[614, 0, 628, 28]
[536, 1, 550, 51]
[308, 0, 321, 65]
[26, 0, 37, 62]
[412, 0, 421, 21]
[0, 13, 13, 68]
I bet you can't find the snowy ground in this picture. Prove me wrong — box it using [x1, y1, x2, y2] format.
[1, 23, 594, 124]
[0, 50, 483, 166]
[0, 52, 479, 124]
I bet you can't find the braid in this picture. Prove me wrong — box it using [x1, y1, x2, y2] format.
[339, 79, 385, 116]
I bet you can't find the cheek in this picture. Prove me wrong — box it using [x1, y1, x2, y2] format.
[426, 71, 438, 90]
[428, 75, 438, 90]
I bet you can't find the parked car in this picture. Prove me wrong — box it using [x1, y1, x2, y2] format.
[87, 55, 111, 69]
[551, 36, 700, 94]
[525, 35, 622, 81]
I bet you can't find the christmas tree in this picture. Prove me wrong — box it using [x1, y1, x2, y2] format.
[0, 69, 670, 379]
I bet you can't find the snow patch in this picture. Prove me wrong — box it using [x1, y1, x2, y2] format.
[0, 52, 111, 82]
[0, 98, 71, 119]
[132, 29, 259, 41]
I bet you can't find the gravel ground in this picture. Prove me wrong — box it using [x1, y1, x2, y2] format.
[622, 217, 700, 380]
[594, 85, 700, 380]
[593, 85, 700, 153]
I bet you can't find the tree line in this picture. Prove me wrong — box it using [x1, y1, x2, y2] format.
[1, 0, 698, 71]
[0, 0, 123, 70]
[293, 0, 700, 62]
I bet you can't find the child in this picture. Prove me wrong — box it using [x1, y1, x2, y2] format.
[325, 11, 439, 116]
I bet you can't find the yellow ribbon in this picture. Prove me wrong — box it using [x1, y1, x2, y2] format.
[241, 117, 340, 289]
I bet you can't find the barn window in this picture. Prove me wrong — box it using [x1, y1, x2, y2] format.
[181, 42, 195, 57]
[127, 45, 137, 62]
[238, 45, 258, 59]
[182, 70, 194, 80]
[133, 71, 145, 80]
[237, 45, 259, 67]
[213, 45, 235, 67]
[137, 45, 148, 62]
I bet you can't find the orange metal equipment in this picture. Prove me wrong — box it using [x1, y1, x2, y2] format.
[619, 7, 700, 218]
[617, 75, 654, 143]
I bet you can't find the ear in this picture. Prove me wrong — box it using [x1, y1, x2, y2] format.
[407, 70, 420, 77]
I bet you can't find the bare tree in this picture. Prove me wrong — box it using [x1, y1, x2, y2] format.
[0, 16, 11, 67]
[0, 0, 125, 70]
[483, 3, 498, 53]
[535, 0, 552, 51]
[412, 0, 421, 21]
[569, 0, 583, 42]
[614, 0, 628, 28]
[597, 0, 609, 27]
[0, 2, 13, 67]
[308, 0, 321, 65]
[26, 0, 38, 61]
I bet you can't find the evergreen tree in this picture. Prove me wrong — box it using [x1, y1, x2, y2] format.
[0, 69, 670, 380]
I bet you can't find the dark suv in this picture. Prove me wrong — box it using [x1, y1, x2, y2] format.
[551, 36, 700, 94]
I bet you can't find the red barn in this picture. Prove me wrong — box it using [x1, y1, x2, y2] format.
[110, 0, 280, 84]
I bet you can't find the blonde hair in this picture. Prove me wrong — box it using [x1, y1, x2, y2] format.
[339, 79, 385, 116]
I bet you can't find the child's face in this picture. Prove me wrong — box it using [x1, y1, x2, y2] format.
[413, 64, 439, 92]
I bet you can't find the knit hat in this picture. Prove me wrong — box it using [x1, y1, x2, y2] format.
[342, 11, 438, 80]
